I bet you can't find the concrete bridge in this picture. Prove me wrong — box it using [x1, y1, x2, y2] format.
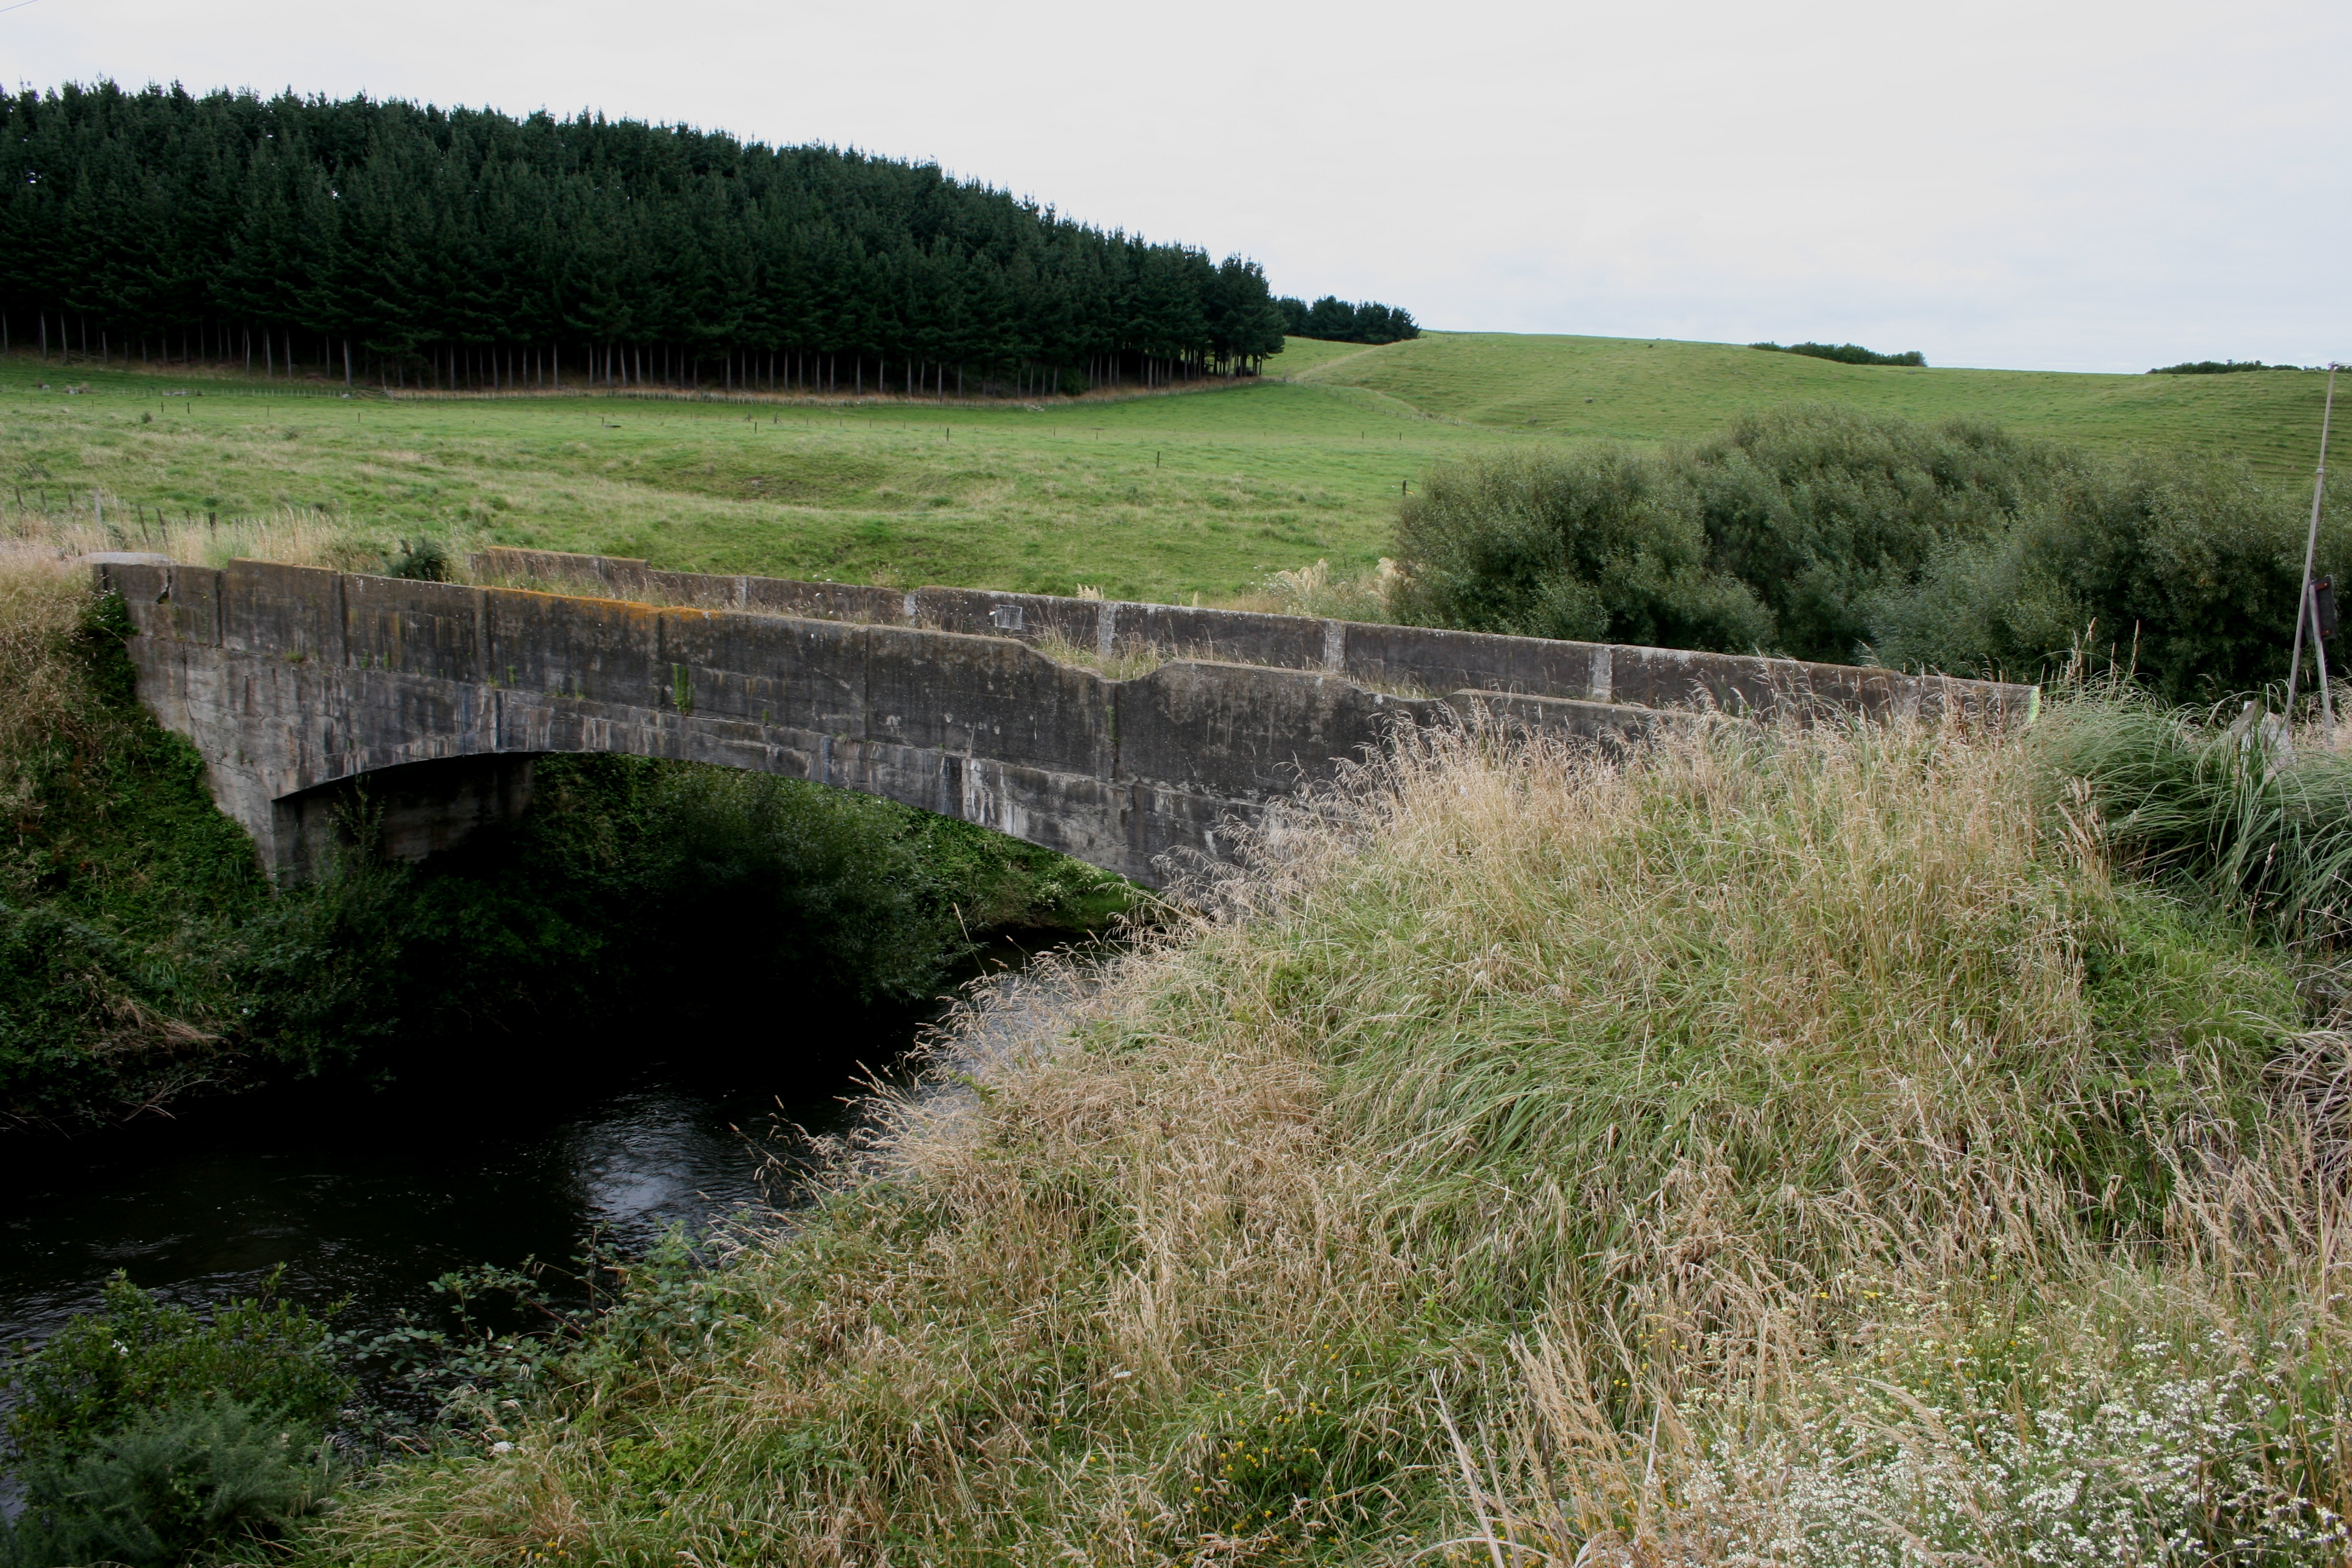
[93, 548, 2033, 888]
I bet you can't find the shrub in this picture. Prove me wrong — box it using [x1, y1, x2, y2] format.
[1394, 407, 2347, 696]
[1687, 406, 2072, 662]
[384, 537, 450, 581]
[1391, 446, 1771, 649]
[1870, 452, 2351, 697]
[3, 1272, 350, 1472]
[2, 1395, 335, 1568]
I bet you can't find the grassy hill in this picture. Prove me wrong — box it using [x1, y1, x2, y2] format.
[1293, 332, 2339, 475]
[1, 333, 2333, 609]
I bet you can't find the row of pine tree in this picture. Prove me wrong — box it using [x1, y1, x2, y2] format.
[1275, 295, 1419, 345]
[0, 82, 1299, 396]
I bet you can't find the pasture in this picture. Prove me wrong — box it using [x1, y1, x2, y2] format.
[1292, 330, 2341, 474]
[1, 332, 2333, 606]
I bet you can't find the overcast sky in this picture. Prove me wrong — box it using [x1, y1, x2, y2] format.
[8, 0, 2345, 372]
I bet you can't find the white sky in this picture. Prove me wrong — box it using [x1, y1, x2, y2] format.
[7, 0, 2346, 372]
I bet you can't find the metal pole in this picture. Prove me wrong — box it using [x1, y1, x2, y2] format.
[2314, 583, 2337, 737]
[2287, 364, 2338, 719]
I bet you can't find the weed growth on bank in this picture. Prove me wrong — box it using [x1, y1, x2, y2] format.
[300, 710, 2351, 1564]
[0, 1273, 348, 1567]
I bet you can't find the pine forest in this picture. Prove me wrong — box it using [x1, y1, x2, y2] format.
[0, 82, 1295, 397]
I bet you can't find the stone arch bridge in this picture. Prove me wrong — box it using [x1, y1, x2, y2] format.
[93, 549, 2031, 888]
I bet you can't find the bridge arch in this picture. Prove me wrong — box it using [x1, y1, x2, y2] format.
[94, 552, 2030, 888]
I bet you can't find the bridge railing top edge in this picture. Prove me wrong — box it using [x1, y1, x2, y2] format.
[460, 546, 2035, 720]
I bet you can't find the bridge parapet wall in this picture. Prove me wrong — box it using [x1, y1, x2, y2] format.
[96, 552, 2034, 888]
[472, 547, 2033, 725]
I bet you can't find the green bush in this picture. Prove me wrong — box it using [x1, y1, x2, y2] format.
[1869, 453, 2350, 699]
[1, 1275, 345, 1567]
[1390, 446, 1770, 648]
[2, 1395, 335, 1568]
[4, 1272, 350, 1471]
[1393, 407, 2347, 698]
[1687, 407, 2072, 661]
[384, 537, 450, 581]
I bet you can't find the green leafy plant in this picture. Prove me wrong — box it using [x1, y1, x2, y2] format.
[1, 1274, 348, 1567]
[4, 1271, 350, 1472]
[2, 1395, 336, 1568]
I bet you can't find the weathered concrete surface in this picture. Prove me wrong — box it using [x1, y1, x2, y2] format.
[97, 552, 2035, 887]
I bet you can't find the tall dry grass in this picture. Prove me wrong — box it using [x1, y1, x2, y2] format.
[306, 714, 2339, 1567]
[1246, 556, 1402, 622]
[4, 499, 393, 574]
[0, 544, 96, 833]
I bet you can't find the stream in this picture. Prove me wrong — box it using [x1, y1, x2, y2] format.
[0, 983, 974, 1511]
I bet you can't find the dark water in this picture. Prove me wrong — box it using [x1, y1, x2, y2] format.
[1, 1060, 835, 1356]
[0, 999, 947, 1508]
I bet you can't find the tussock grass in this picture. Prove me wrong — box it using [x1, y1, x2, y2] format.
[1253, 557, 1400, 622]
[2034, 689, 2352, 944]
[307, 711, 2348, 1565]
[4, 500, 387, 572]
[0, 543, 95, 829]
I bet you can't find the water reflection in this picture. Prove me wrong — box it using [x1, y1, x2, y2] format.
[0, 1050, 864, 1385]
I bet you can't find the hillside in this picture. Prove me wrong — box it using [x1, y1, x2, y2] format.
[0, 360, 1451, 604]
[1294, 330, 2338, 475]
[2, 329, 2333, 616]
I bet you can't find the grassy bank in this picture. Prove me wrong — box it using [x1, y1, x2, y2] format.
[0, 547, 1129, 1126]
[293, 708, 2352, 1564]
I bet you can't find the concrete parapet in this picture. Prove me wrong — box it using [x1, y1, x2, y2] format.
[468, 546, 2035, 725]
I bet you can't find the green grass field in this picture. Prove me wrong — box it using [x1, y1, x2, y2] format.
[2, 332, 2334, 606]
[1294, 331, 2341, 473]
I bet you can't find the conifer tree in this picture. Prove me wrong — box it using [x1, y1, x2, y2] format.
[0, 83, 1303, 394]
